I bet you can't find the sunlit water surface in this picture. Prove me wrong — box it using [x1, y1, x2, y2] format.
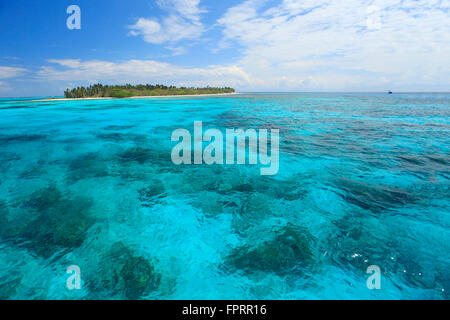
[0, 93, 448, 299]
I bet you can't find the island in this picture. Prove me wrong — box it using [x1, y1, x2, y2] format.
[63, 84, 236, 99]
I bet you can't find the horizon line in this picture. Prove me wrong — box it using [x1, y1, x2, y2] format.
[2, 91, 450, 99]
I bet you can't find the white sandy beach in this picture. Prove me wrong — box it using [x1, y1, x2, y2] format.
[33, 92, 239, 102]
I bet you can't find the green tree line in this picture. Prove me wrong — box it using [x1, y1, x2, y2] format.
[64, 84, 235, 98]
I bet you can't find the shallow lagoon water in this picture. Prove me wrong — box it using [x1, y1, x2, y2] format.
[0, 93, 448, 299]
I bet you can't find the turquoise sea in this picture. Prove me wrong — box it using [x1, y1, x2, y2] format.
[0, 93, 448, 300]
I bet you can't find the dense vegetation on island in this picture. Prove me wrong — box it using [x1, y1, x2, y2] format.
[64, 84, 235, 98]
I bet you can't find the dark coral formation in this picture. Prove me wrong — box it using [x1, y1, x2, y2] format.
[334, 178, 416, 212]
[88, 242, 160, 299]
[231, 193, 275, 234]
[1, 186, 95, 258]
[0, 276, 22, 300]
[0, 134, 47, 144]
[67, 152, 110, 182]
[1, 152, 21, 162]
[96, 132, 147, 144]
[225, 225, 315, 275]
[327, 211, 450, 298]
[103, 125, 135, 131]
[117, 147, 154, 164]
[116, 145, 173, 169]
[217, 173, 307, 201]
[19, 165, 48, 180]
[24, 185, 63, 212]
[138, 180, 167, 207]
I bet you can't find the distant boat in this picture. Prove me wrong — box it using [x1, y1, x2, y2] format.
[388, 91, 393, 94]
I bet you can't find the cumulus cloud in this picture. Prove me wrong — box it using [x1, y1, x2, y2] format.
[0, 66, 27, 79]
[217, 0, 450, 91]
[0, 66, 27, 94]
[128, 0, 205, 46]
[156, 0, 205, 22]
[37, 59, 250, 88]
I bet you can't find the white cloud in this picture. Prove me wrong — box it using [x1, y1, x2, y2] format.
[0, 66, 27, 95]
[0, 66, 27, 79]
[46, 59, 81, 68]
[37, 59, 250, 88]
[0, 83, 12, 93]
[165, 45, 189, 56]
[128, 0, 205, 46]
[3, 56, 20, 60]
[128, 18, 161, 38]
[156, 0, 205, 22]
[217, 0, 450, 91]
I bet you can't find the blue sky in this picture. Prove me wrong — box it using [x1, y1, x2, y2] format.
[0, 0, 449, 97]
